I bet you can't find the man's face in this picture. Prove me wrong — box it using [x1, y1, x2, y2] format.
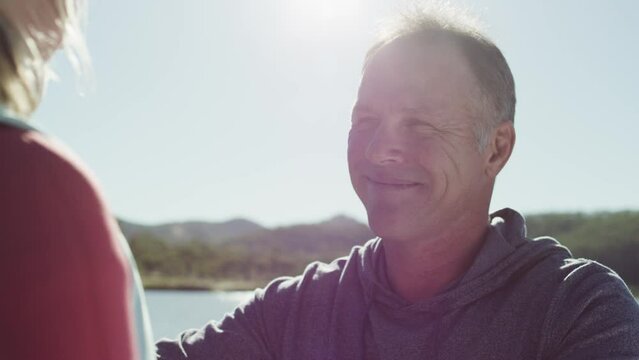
[348, 38, 493, 242]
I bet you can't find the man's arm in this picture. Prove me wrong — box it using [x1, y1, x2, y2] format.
[541, 261, 639, 359]
[155, 277, 297, 360]
[156, 322, 267, 360]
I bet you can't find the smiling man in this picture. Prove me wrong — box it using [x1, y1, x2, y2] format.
[157, 5, 639, 360]
[348, 29, 515, 303]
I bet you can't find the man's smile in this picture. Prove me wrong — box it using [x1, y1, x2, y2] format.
[365, 175, 423, 191]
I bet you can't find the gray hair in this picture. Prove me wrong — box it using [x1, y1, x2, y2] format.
[364, 2, 516, 150]
[0, 0, 91, 118]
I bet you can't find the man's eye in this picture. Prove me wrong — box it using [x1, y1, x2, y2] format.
[406, 118, 435, 132]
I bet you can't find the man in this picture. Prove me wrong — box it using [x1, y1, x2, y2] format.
[157, 6, 639, 359]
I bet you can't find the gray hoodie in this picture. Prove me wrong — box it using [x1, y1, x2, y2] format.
[156, 208, 639, 359]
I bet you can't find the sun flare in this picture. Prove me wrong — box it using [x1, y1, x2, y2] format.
[285, 0, 363, 28]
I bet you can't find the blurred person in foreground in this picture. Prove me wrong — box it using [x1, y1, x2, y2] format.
[157, 4, 639, 359]
[0, 0, 153, 359]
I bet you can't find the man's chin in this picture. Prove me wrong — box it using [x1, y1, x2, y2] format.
[367, 210, 416, 242]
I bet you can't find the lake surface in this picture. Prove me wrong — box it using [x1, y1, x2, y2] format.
[147, 289, 639, 342]
[146, 289, 254, 341]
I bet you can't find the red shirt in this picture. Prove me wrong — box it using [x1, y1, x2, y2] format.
[0, 125, 138, 359]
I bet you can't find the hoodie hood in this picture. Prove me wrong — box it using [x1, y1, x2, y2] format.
[358, 208, 571, 315]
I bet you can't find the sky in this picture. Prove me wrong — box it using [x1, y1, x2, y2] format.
[34, 0, 639, 227]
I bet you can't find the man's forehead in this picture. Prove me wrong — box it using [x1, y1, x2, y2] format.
[353, 94, 447, 115]
[353, 102, 435, 113]
[358, 56, 466, 104]
[365, 34, 466, 71]
[356, 35, 481, 116]
[363, 38, 473, 87]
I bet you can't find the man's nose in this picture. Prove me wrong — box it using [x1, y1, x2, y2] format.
[364, 123, 407, 165]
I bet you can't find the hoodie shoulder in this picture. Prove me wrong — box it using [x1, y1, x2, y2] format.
[260, 238, 377, 299]
[537, 257, 639, 358]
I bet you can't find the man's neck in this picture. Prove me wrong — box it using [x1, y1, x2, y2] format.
[382, 212, 489, 303]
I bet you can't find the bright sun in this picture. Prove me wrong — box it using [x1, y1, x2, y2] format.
[285, 0, 363, 28]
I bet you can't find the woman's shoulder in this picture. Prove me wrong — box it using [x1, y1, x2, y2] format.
[0, 127, 139, 360]
[0, 126, 111, 215]
[1, 126, 98, 185]
[0, 126, 122, 256]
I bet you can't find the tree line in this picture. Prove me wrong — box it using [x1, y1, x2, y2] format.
[127, 211, 639, 291]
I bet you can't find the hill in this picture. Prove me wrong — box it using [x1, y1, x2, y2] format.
[119, 218, 264, 245]
[123, 211, 639, 291]
[124, 214, 374, 290]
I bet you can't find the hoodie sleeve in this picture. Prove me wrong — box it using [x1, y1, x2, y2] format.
[541, 260, 639, 360]
[155, 276, 299, 360]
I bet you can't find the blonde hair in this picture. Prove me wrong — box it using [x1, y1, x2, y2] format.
[0, 0, 90, 118]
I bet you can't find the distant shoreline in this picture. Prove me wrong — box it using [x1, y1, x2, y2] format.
[143, 278, 639, 300]
[142, 276, 267, 292]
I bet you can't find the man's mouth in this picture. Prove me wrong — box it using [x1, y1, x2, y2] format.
[365, 176, 422, 190]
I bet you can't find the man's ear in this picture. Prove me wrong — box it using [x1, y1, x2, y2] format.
[484, 122, 515, 178]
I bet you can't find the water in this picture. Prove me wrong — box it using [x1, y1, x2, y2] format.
[146, 289, 254, 341]
[147, 289, 639, 342]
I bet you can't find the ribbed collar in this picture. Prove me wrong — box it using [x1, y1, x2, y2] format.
[359, 208, 559, 315]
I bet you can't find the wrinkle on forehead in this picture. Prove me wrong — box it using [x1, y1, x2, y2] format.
[357, 35, 487, 126]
